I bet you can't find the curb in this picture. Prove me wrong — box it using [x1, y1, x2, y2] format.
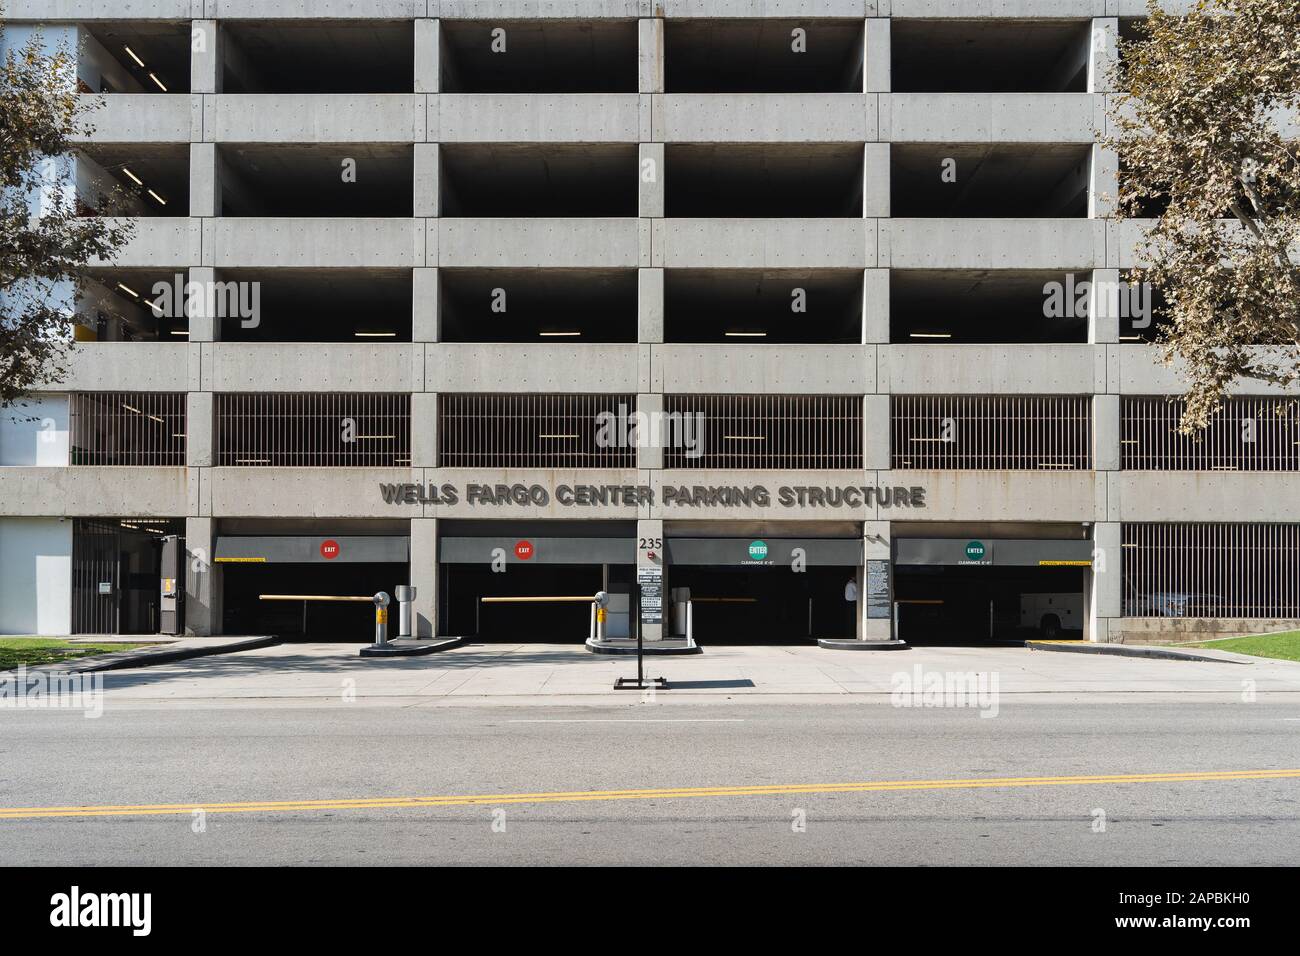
[359, 637, 465, 658]
[8, 635, 280, 675]
[817, 638, 910, 650]
[1026, 641, 1250, 664]
[585, 638, 702, 655]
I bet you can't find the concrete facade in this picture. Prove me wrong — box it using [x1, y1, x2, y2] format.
[1, 0, 1295, 644]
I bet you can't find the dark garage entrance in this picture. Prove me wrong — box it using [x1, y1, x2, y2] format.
[893, 537, 1091, 644]
[439, 523, 636, 642]
[666, 537, 862, 644]
[217, 535, 408, 641]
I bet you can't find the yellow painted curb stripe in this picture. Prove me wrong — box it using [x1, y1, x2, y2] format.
[2, 768, 1297, 820]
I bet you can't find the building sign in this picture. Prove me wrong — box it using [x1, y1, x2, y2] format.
[379, 481, 928, 511]
[514, 540, 533, 560]
[896, 538, 1093, 568]
[865, 559, 891, 619]
[963, 540, 989, 565]
[320, 539, 340, 560]
[214, 536, 408, 564]
[748, 540, 768, 560]
[637, 567, 663, 625]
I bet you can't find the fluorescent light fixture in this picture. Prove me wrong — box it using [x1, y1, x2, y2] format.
[123, 46, 145, 68]
[1036, 462, 1076, 469]
[147, 414, 165, 424]
[539, 434, 579, 439]
[121, 167, 143, 186]
[117, 282, 139, 298]
[122, 403, 141, 414]
[909, 332, 952, 339]
[356, 435, 395, 441]
[723, 435, 766, 441]
[539, 331, 580, 337]
[172, 433, 186, 439]
[1119, 335, 1142, 341]
[147, 189, 166, 205]
[354, 331, 396, 337]
[148, 73, 167, 92]
[235, 458, 270, 464]
[910, 437, 946, 443]
[169, 329, 189, 336]
[147, 298, 166, 315]
[725, 331, 766, 337]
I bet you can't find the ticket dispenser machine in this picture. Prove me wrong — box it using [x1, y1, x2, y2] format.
[160, 534, 183, 635]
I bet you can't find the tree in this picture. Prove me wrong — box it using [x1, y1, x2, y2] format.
[1104, 0, 1300, 431]
[0, 20, 133, 408]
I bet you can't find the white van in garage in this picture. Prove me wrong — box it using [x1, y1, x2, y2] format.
[1020, 593, 1083, 639]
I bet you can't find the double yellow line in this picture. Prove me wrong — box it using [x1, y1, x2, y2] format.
[2, 768, 1297, 821]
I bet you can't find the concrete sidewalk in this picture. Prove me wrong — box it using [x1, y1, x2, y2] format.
[76, 641, 1300, 709]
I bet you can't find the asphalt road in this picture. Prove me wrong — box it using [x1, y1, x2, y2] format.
[1, 698, 1298, 865]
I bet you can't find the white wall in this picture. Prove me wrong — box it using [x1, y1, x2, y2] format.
[0, 517, 72, 635]
[0, 395, 70, 466]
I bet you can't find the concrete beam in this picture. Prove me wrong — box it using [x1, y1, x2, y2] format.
[862, 268, 888, 344]
[639, 143, 664, 218]
[656, 219, 873, 269]
[882, 344, 1106, 395]
[863, 394, 890, 471]
[885, 94, 1100, 144]
[189, 143, 219, 218]
[427, 344, 640, 393]
[191, 20, 220, 95]
[863, 18, 890, 94]
[651, 345, 873, 394]
[438, 94, 644, 142]
[186, 392, 213, 468]
[184, 516, 221, 637]
[639, 17, 664, 94]
[638, 268, 664, 343]
[1088, 17, 1119, 94]
[411, 392, 438, 468]
[415, 143, 440, 218]
[414, 267, 439, 342]
[654, 94, 876, 143]
[863, 142, 889, 218]
[415, 18, 440, 94]
[205, 95, 426, 143]
[410, 516, 439, 637]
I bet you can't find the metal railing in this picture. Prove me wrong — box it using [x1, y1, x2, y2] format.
[1122, 397, 1300, 471]
[663, 394, 862, 469]
[70, 392, 186, 466]
[891, 394, 1092, 470]
[1122, 523, 1300, 618]
[215, 392, 410, 467]
[439, 393, 636, 469]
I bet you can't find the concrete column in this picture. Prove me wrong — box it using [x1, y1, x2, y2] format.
[413, 267, 439, 342]
[190, 20, 220, 95]
[636, 392, 665, 470]
[862, 142, 889, 218]
[1089, 267, 1120, 344]
[185, 392, 213, 467]
[862, 268, 889, 344]
[1088, 143, 1118, 219]
[410, 517, 439, 637]
[859, 520, 892, 640]
[411, 392, 438, 467]
[1088, 521, 1122, 643]
[187, 267, 218, 341]
[638, 18, 664, 93]
[863, 18, 890, 93]
[638, 268, 664, 343]
[414, 143, 440, 218]
[1093, 393, 1120, 472]
[637, 518, 664, 641]
[184, 516, 221, 635]
[189, 143, 219, 217]
[415, 18, 440, 93]
[863, 394, 890, 471]
[1087, 17, 1118, 94]
[639, 142, 664, 218]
